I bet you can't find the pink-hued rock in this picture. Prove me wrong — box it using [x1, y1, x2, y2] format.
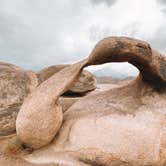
[16, 61, 87, 149]
[0, 62, 96, 139]
[0, 62, 38, 137]
[16, 104, 63, 149]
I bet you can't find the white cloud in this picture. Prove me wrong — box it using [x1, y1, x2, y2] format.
[91, 0, 117, 6]
[0, 0, 165, 77]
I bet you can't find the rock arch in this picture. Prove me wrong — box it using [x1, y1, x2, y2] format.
[16, 36, 166, 149]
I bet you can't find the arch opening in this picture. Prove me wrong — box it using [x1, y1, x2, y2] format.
[86, 62, 139, 79]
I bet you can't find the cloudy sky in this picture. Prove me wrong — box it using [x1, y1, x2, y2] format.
[0, 0, 166, 77]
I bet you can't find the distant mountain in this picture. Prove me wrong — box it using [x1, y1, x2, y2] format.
[91, 66, 137, 79]
[96, 76, 133, 84]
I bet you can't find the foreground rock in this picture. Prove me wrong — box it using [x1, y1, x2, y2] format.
[16, 62, 87, 148]
[0, 62, 38, 137]
[0, 62, 96, 139]
[24, 80, 166, 166]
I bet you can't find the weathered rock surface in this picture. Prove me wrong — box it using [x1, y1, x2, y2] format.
[0, 62, 38, 137]
[15, 77, 166, 166]
[37, 65, 96, 93]
[59, 82, 121, 112]
[16, 103, 63, 149]
[2, 36, 166, 166]
[16, 61, 87, 148]
[0, 62, 96, 139]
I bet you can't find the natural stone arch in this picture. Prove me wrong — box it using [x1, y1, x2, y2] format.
[16, 36, 166, 149]
[86, 37, 166, 89]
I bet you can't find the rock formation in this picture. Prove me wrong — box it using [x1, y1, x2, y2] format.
[0, 62, 38, 137]
[1, 36, 166, 166]
[37, 64, 96, 93]
[0, 62, 96, 140]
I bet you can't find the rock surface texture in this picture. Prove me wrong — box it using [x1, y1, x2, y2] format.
[1, 36, 166, 166]
[37, 64, 96, 93]
[0, 62, 38, 137]
[0, 62, 96, 140]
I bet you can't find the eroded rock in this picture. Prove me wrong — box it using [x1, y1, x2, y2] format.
[2, 36, 166, 166]
[16, 61, 87, 148]
[23, 77, 166, 166]
[37, 65, 96, 93]
[0, 62, 96, 139]
[0, 62, 38, 137]
[16, 104, 63, 149]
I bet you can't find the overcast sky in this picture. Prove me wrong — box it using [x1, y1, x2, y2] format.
[0, 0, 166, 77]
